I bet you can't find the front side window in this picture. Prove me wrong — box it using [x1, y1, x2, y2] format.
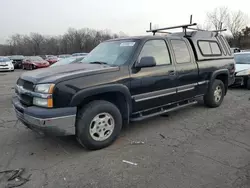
[171, 39, 191, 64]
[138, 40, 171, 65]
[234, 53, 250, 64]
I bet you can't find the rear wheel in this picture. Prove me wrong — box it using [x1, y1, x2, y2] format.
[246, 78, 250, 90]
[204, 79, 225, 108]
[76, 100, 122, 150]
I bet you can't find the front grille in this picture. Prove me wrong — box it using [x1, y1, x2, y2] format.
[18, 94, 33, 106]
[16, 79, 34, 106]
[17, 78, 34, 91]
[12, 60, 22, 64]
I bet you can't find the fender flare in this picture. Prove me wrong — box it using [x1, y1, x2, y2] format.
[209, 69, 229, 94]
[210, 69, 229, 84]
[70, 84, 132, 113]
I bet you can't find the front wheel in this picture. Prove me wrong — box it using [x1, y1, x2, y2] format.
[204, 79, 225, 108]
[76, 100, 122, 150]
[246, 78, 250, 90]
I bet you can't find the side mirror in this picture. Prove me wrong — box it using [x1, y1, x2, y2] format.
[135, 56, 156, 68]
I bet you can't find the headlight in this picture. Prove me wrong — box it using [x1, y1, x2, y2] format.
[33, 84, 55, 107]
[34, 84, 55, 94]
[236, 69, 250, 76]
[33, 97, 53, 108]
[7, 61, 12, 66]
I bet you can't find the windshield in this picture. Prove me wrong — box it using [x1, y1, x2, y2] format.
[48, 56, 57, 60]
[82, 40, 138, 66]
[50, 57, 78, 67]
[59, 55, 71, 58]
[0, 57, 11, 62]
[30, 56, 43, 61]
[72, 53, 88, 56]
[10, 55, 24, 60]
[234, 53, 250, 64]
[71, 56, 86, 63]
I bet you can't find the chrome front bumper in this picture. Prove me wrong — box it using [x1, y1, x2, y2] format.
[12, 97, 76, 136]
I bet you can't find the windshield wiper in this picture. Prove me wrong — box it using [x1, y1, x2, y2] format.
[89, 61, 108, 65]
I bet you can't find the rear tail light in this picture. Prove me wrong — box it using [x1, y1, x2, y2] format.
[229, 63, 235, 74]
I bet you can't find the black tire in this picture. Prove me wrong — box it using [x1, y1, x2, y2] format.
[246, 78, 250, 90]
[204, 79, 225, 108]
[30, 65, 33, 70]
[76, 100, 122, 150]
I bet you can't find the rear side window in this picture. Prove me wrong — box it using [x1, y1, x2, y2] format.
[198, 41, 221, 56]
[210, 42, 221, 54]
[220, 35, 232, 55]
[171, 39, 191, 64]
[198, 41, 211, 55]
[217, 37, 227, 55]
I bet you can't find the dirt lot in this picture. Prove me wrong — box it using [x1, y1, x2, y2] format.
[0, 70, 250, 188]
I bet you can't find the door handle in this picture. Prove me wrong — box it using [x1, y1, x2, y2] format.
[168, 70, 176, 76]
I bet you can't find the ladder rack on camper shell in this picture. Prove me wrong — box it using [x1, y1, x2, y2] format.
[146, 23, 227, 36]
[147, 16, 227, 37]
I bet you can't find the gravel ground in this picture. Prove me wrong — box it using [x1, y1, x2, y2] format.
[0, 70, 250, 188]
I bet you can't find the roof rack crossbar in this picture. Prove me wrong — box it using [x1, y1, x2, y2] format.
[210, 29, 227, 32]
[146, 23, 197, 33]
[186, 28, 206, 31]
[155, 31, 172, 34]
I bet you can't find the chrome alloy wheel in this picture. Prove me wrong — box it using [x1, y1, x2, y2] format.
[214, 85, 222, 103]
[89, 113, 115, 141]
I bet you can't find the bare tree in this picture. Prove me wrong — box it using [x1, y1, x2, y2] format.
[1, 27, 122, 56]
[30, 33, 44, 55]
[227, 10, 248, 38]
[197, 22, 212, 30]
[206, 6, 229, 30]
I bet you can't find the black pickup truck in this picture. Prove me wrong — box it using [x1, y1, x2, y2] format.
[12, 24, 235, 150]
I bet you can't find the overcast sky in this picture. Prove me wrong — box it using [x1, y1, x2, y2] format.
[0, 0, 249, 43]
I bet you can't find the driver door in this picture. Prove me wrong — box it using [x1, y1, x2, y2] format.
[130, 39, 177, 112]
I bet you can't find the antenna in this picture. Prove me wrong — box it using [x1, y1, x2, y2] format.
[190, 15, 193, 24]
[219, 22, 223, 30]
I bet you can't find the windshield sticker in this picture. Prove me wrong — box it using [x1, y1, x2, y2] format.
[120, 42, 135, 47]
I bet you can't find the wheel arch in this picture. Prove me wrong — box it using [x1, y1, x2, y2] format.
[209, 69, 229, 95]
[70, 84, 132, 123]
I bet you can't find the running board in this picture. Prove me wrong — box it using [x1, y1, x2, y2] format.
[130, 101, 198, 121]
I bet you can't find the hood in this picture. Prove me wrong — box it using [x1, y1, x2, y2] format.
[0, 61, 12, 65]
[235, 64, 250, 73]
[20, 63, 119, 84]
